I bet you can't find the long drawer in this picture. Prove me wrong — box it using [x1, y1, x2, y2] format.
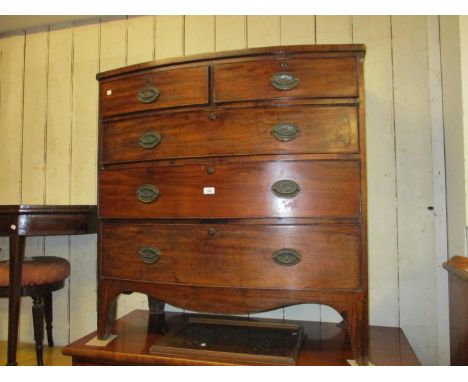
[100, 66, 209, 117]
[101, 223, 361, 290]
[214, 57, 358, 103]
[102, 106, 359, 164]
[99, 160, 360, 219]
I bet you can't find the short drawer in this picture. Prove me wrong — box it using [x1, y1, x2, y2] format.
[99, 160, 360, 219]
[214, 57, 358, 103]
[101, 105, 359, 164]
[101, 223, 361, 290]
[100, 66, 209, 118]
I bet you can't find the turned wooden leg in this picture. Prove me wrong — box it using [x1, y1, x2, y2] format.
[97, 280, 119, 339]
[31, 295, 45, 366]
[7, 235, 25, 366]
[43, 292, 54, 347]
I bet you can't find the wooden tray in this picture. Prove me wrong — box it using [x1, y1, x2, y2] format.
[149, 316, 305, 365]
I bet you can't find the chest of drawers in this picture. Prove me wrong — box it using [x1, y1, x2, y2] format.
[96, 45, 368, 364]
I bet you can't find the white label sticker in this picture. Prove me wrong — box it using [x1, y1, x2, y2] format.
[203, 187, 215, 195]
[106, 89, 112, 96]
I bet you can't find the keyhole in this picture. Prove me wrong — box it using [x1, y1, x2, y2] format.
[208, 112, 217, 121]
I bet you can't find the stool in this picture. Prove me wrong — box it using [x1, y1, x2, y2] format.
[0, 256, 70, 365]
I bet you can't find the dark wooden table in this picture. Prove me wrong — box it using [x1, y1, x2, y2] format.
[0, 205, 97, 366]
[63, 309, 420, 366]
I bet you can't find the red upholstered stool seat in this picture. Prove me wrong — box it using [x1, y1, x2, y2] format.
[0, 256, 70, 287]
[0, 256, 71, 365]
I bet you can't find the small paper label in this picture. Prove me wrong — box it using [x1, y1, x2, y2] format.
[203, 187, 215, 195]
[106, 89, 112, 96]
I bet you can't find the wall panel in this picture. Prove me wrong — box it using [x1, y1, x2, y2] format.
[247, 16, 280, 48]
[45, 25, 72, 205]
[69, 21, 100, 342]
[427, 16, 450, 365]
[155, 16, 184, 60]
[71, 21, 99, 205]
[127, 16, 155, 65]
[215, 16, 246, 51]
[316, 16, 352, 44]
[391, 16, 437, 365]
[352, 16, 399, 327]
[99, 17, 127, 72]
[185, 16, 215, 56]
[280, 16, 315, 45]
[21, 28, 48, 205]
[69, 235, 97, 341]
[0, 32, 25, 204]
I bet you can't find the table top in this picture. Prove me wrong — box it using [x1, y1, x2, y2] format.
[63, 309, 420, 366]
[0, 205, 97, 236]
[444, 256, 468, 281]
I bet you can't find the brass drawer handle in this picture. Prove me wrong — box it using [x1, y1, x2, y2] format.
[272, 248, 301, 266]
[138, 247, 161, 264]
[137, 84, 160, 103]
[271, 123, 300, 142]
[271, 72, 299, 91]
[139, 131, 162, 149]
[137, 184, 160, 203]
[271, 180, 301, 198]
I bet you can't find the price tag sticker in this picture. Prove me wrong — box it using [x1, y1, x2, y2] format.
[106, 89, 112, 96]
[203, 187, 215, 195]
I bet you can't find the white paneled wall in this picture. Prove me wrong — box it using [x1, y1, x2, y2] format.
[0, 16, 449, 365]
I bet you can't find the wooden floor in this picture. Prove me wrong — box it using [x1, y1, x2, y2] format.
[0, 341, 72, 366]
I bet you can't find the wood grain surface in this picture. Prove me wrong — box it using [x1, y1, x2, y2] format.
[100, 66, 209, 117]
[102, 105, 359, 164]
[214, 57, 358, 103]
[99, 160, 361, 219]
[444, 256, 468, 365]
[97, 45, 368, 364]
[101, 223, 361, 290]
[63, 309, 419, 366]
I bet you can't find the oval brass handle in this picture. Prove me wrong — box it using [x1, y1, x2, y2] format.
[272, 248, 301, 266]
[139, 131, 162, 149]
[137, 184, 160, 203]
[138, 247, 161, 264]
[271, 72, 299, 91]
[137, 85, 160, 103]
[271, 179, 301, 198]
[271, 123, 300, 142]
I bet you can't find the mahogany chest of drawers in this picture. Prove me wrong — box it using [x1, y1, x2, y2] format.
[96, 45, 368, 364]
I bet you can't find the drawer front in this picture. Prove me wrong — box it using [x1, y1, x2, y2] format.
[100, 66, 209, 117]
[99, 160, 360, 219]
[102, 106, 359, 164]
[214, 57, 358, 103]
[101, 223, 361, 290]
